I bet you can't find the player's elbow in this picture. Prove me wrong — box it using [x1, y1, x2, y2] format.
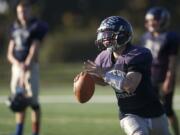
[121, 73, 142, 93]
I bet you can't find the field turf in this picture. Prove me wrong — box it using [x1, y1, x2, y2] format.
[0, 63, 180, 135]
[1, 85, 180, 135]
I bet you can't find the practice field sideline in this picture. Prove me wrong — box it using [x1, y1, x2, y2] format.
[1, 95, 180, 109]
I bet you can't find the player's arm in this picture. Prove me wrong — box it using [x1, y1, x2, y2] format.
[91, 75, 108, 86]
[167, 55, 177, 77]
[24, 40, 40, 68]
[7, 39, 20, 65]
[162, 55, 177, 94]
[84, 60, 142, 92]
[74, 72, 107, 86]
[103, 70, 142, 93]
[84, 60, 108, 86]
[122, 72, 142, 93]
[162, 33, 179, 94]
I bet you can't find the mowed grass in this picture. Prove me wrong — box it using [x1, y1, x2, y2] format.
[0, 100, 123, 135]
[41, 103, 122, 135]
[1, 101, 180, 135]
[1, 85, 180, 135]
[0, 85, 122, 135]
[0, 63, 180, 135]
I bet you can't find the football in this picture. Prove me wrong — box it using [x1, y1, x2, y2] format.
[73, 72, 95, 103]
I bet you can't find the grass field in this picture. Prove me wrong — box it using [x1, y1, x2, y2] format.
[1, 85, 180, 135]
[0, 63, 180, 135]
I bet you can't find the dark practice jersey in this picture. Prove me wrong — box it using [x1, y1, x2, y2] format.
[10, 18, 48, 62]
[141, 32, 179, 83]
[95, 45, 164, 118]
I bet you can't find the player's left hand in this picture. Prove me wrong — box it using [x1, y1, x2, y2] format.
[84, 60, 105, 78]
[162, 78, 172, 95]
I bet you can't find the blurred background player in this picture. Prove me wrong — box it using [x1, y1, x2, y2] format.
[140, 7, 179, 135]
[7, 1, 48, 135]
[84, 16, 171, 135]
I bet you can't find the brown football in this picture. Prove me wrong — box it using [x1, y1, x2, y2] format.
[73, 72, 95, 103]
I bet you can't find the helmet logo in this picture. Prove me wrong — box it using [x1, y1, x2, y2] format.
[99, 24, 115, 31]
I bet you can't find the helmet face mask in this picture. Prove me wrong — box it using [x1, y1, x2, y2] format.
[97, 31, 116, 41]
[95, 16, 133, 51]
[95, 31, 117, 50]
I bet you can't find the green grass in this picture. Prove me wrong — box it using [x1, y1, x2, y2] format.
[1, 101, 180, 135]
[0, 63, 180, 135]
[41, 103, 122, 135]
[1, 85, 180, 135]
[0, 103, 123, 135]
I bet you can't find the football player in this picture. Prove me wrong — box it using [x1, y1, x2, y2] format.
[84, 16, 171, 135]
[7, 1, 48, 135]
[140, 7, 179, 135]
